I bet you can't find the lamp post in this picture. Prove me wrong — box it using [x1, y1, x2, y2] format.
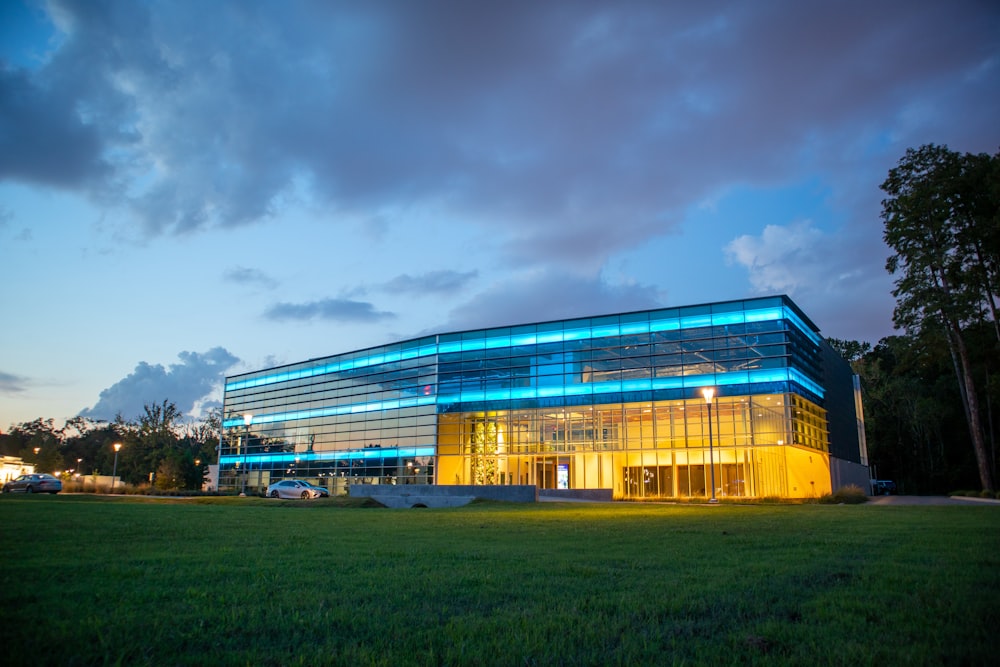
[111, 443, 122, 492]
[240, 413, 253, 496]
[701, 387, 718, 504]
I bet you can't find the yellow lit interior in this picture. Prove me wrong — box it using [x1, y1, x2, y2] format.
[436, 392, 831, 499]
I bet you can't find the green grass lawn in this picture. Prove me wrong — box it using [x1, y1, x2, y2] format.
[1, 496, 997, 666]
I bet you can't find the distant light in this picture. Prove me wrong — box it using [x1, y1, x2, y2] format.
[701, 387, 715, 403]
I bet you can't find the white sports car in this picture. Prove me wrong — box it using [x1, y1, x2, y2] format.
[265, 479, 328, 499]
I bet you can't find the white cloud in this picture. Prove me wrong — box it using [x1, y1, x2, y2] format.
[725, 221, 896, 342]
[79, 347, 239, 422]
[724, 220, 826, 294]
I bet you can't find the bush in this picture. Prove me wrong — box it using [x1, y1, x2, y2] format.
[819, 484, 868, 504]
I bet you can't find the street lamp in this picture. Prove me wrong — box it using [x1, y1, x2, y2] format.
[701, 387, 718, 504]
[240, 413, 253, 496]
[111, 443, 122, 492]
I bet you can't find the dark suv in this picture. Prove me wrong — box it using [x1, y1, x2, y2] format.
[872, 480, 896, 496]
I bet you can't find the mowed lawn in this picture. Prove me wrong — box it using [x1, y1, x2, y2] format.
[1, 496, 997, 666]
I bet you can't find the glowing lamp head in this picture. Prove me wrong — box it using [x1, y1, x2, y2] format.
[243, 413, 253, 426]
[113, 442, 122, 452]
[701, 387, 715, 403]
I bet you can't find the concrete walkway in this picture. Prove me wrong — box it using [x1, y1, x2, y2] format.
[868, 495, 1000, 506]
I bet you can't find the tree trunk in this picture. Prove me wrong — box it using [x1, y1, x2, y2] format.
[947, 320, 995, 491]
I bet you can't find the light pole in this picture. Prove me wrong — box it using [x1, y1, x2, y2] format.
[111, 443, 122, 492]
[240, 413, 253, 496]
[701, 387, 718, 504]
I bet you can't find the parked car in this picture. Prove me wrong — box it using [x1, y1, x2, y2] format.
[2, 473, 62, 494]
[303, 481, 330, 498]
[266, 479, 327, 499]
[872, 480, 897, 496]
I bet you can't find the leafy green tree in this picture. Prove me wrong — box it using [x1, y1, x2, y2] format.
[3, 418, 64, 475]
[115, 401, 183, 485]
[826, 338, 871, 365]
[59, 417, 123, 478]
[181, 406, 220, 481]
[881, 144, 999, 491]
[1, 403, 220, 491]
[120, 401, 220, 490]
[154, 453, 189, 490]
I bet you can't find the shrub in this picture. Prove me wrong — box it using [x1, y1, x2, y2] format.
[819, 484, 868, 504]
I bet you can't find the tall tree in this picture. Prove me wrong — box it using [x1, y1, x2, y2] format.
[3, 418, 64, 474]
[117, 400, 185, 485]
[881, 144, 998, 491]
[826, 338, 872, 365]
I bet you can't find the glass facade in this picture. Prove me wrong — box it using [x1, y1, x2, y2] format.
[220, 296, 859, 499]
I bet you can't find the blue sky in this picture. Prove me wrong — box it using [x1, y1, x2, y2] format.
[1, 0, 998, 430]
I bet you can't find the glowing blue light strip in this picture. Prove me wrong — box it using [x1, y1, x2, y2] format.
[223, 395, 436, 429]
[225, 368, 825, 429]
[219, 445, 436, 466]
[226, 343, 438, 391]
[433, 368, 823, 405]
[226, 305, 820, 391]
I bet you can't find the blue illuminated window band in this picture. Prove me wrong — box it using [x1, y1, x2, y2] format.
[225, 306, 822, 392]
[223, 368, 824, 429]
[219, 445, 436, 466]
[223, 395, 437, 428]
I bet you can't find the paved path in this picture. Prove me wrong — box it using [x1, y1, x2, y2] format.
[868, 495, 1000, 506]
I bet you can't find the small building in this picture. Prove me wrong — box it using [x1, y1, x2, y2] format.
[219, 295, 869, 499]
[1, 456, 34, 483]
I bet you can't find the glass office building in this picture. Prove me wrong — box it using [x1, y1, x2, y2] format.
[219, 295, 868, 499]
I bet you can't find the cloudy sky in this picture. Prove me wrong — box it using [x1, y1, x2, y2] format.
[1, 0, 998, 429]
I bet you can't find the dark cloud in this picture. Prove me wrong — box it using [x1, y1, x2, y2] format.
[0, 370, 28, 394]
[380, 270, 478, 295]
[223, 266, 278, 289]
[264, 298, 395, 323]
[2, 0, 993, 271]
[0, 65, 109, 187]
[79, 347, 239, 421]
[437, 270, 664, 333]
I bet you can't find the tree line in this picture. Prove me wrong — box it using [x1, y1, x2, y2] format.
[0, 400, 219, 491]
